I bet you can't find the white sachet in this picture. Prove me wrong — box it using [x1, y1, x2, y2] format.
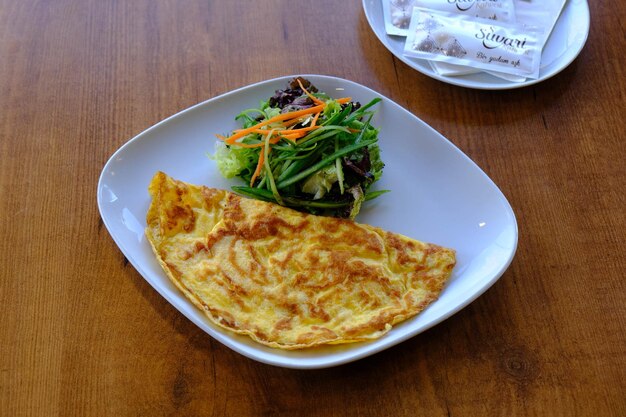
[415, 0, 516, 22]
[431, 1, 566, 81]
[415, 0, 518, 77]
[382, 0, 516, 37]
[514, 0, 567, 44]
[404, 8, 544, 79]
[429, 62, 528, 82]
[382, 0, 416, 37]
[429, 61, 481, 76]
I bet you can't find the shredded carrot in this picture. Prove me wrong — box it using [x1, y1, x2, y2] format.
[249, 129, 276, 186]
[311, 111, 321, 127]
[221, 97, 351, 144]
[297, 79, 325, 106]
[223, 104, 325, 143]
[279, 132, 306, 141]
[283, 118, 304, 127]
[249, 150, 264, 186]
[280, 110, 320, 132]
[228, 142, 264, 148]
[221, 132, 291, 148]
[254, 125, 320, 135]
[269, 135, 284, 144]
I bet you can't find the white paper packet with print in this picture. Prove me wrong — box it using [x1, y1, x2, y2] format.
[382, 0, 516, 37]
[415, 0, 516, 22]
[514, 0, 567, 44]
[404, 8, 543, 79]
[429, 61, 480, 76]
[382, 0, 416, 36]
[417, 0, 518, 77]
[428, 61, 527, 82]
[430, 1, 565, 81]
[484, 70, 527, 82]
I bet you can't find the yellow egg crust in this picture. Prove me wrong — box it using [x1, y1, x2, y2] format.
[145, 172, 456, 349]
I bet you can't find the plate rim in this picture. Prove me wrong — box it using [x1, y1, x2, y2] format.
[97, 74, 518, 368]
[362, 0, 591, 90]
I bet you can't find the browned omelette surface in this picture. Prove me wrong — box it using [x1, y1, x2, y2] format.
[145, 171, 456, 349]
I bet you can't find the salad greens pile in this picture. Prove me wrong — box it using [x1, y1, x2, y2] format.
[212, 77, 387, 219]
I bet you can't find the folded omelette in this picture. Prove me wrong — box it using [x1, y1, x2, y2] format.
[145, 172, 456, 349]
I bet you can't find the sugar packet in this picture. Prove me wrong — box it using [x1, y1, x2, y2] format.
[382, 0, 516, 37]
[429, 61, 529, 82]
[382, 0, 416, 36]
[423, 0, 517, 78]
[404, 7, 543, 79]
[515, 0, 567, 44]
[428, 1, 563, 80]
[415, 0, 516, 22]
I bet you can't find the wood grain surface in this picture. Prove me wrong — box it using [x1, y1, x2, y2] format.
[1, 1, 624, 416]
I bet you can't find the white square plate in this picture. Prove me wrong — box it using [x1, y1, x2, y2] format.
[97, 75, 517, 368]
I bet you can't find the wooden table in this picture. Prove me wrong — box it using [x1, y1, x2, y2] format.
[1, 1, 624, 415]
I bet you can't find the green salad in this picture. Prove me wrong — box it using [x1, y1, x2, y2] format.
[211, 77, 387, 219]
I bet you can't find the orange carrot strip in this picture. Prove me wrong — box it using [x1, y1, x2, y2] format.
[283, 118, 303, 127]
[249, 150, 264, 186]
[224, 104, 325, 143]
[249, 129, 276, 185]
[297, 79, 325, 105]
[291, 125, 320, 133]
[253, 125, 320, 135]
[227, 127, 315, 138]
[282, 110, 319, 131]
[244, 128, 274, 135]
[311, 111, 321, 127]
[228, 134, 283, 148]
[230, 142, 265, 148]
[223, 97, 351, 144]
[279, 132, 304, 141]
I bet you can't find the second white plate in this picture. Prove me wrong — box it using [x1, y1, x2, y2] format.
[362, 0, 590, 90]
